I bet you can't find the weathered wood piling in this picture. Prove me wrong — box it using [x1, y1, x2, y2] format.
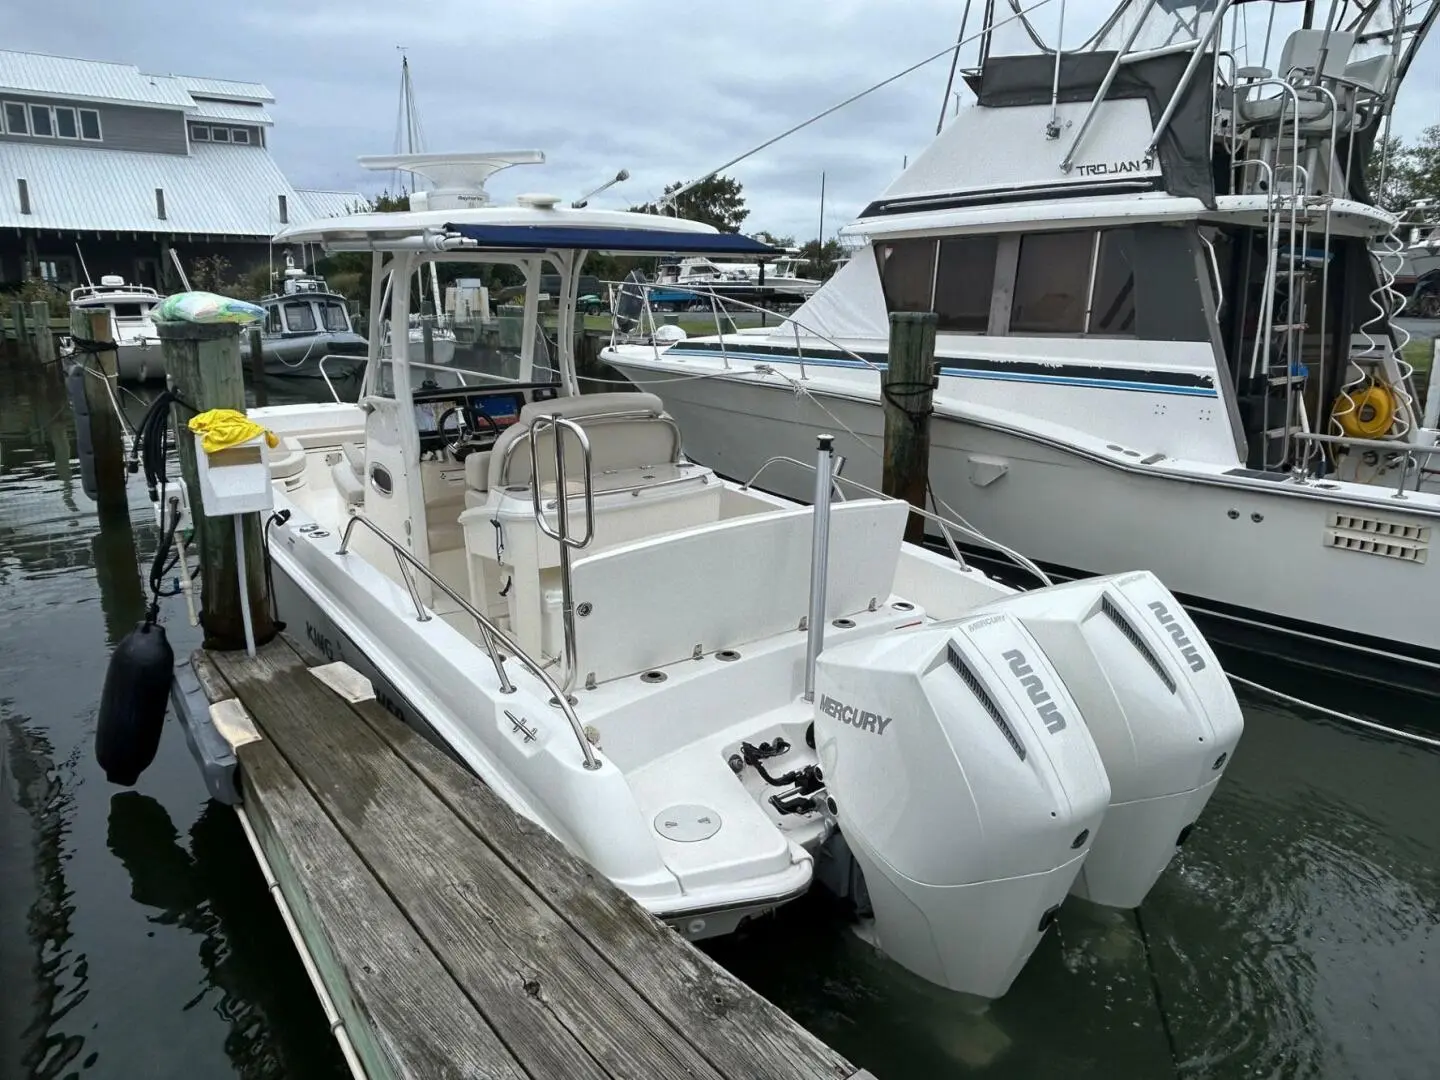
[158, 320, 276, 651]
[881, 310, 939, 545]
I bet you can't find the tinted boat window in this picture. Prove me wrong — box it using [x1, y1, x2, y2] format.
[112, 303, 145, 318]
[876, 240, 936, 314]
[283, 302, 316, 332]
[320, 302, 350, 332]
[1090, 229, 1137, 335]
[1010, 231, 1091, 334]
[934, 236, 998, 332]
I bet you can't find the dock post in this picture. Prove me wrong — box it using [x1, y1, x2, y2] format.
[30, 301, 55, 364]
[247, 326, 268, 407]
[158, 320, 276, 652]
[78, 310, 130, 518]
[11, 299, 27, 345]
[881, 311, 939, 546]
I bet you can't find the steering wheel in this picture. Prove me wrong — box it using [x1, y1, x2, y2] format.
[435, 404, 502, 462]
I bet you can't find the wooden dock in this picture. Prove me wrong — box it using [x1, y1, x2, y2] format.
[184, 634, 871, 1080]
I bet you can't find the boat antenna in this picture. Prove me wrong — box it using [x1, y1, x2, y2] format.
[936, 0, 975, 135]
[74, 241, 94, 288]
[572, 168, 631, 209]
[392, 47, 426, 194]
[655, 0, 1056, 210]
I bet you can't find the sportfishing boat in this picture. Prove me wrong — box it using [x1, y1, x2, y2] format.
[243, 150, 1242, 1001]
[68, 275, 163, 381]
[241, 254, 370, 380]
[604, 0, 1440, 697]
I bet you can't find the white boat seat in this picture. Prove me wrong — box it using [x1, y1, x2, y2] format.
[483, 392, 681, 492]
[268, 436, 306, 481]
[463, 449, 493, 500]
[340, 441, 364, 477]
[332, 460, 364, 506]
[1233, 29, 1357, 132]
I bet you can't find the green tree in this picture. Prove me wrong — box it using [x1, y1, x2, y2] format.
[632, 175, 750, 232]
[797, 238, 848, 281]
[1368, 134, 1414, 211]
[1398, 124, 1440, 207]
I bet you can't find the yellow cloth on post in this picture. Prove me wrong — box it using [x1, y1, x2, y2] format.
[187, 409, 279, 454]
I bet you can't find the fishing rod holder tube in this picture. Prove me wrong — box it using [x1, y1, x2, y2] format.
[803, 434, 836, 704]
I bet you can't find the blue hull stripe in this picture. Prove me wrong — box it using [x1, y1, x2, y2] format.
[661, 347, 1220, 398]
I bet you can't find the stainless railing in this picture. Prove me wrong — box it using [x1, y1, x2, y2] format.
[335, 511, 601, 770]
[528, 416, 596, 695]
[1293, 431, 1440, 499]
[496, 409, 683, 487]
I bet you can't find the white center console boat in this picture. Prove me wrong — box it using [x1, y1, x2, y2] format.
[247, 151, 1244, 999]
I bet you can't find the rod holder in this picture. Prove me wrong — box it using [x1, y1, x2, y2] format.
[803, 434, 835, 704]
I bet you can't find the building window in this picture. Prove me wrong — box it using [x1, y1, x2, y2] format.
[210, 126, 230, 143]
[78, 109, 101, 141]
[54, 106, 78, 138]
[1010, 232, 1092, 335]
[29, 256, 76, 284]
[1089, 229, 1138, 335]
[934, 236, 998, 333]
[191, 124, 210, 141]
[29, 105, 54, 137]
[3, 101, 29, 136]
[231, 128, 250, 145]
[876, 239, 936, 314]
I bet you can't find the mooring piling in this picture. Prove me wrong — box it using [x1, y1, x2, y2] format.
[158, 320, 275, 652]
[881, 310, 939, 546]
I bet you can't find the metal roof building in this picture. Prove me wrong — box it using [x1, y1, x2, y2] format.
[0, 48, 360, 290]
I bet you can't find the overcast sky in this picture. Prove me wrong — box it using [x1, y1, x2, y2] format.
[11, 0, 1440, 241]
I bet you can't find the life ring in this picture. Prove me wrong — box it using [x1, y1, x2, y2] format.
[1333, 384, 1396, 439]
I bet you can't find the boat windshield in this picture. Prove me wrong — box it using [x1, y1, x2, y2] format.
[320, 301, 350, 332]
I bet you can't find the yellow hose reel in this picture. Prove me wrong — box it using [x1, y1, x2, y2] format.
[1332, 383, 1397, 440]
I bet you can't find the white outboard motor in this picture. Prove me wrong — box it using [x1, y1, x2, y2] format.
[814, 611, 1110, 999]
[988, 570, 1244, 909]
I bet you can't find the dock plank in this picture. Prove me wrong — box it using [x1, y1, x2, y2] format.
[194, 654, 528, 1080]
[349, 699, 858, 1080]
[214, 639, 728, 1080]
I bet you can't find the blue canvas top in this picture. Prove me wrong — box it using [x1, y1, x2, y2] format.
[445, 223, 781, 255]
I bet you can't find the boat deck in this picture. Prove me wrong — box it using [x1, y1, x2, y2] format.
[181, 634, 869, 1080]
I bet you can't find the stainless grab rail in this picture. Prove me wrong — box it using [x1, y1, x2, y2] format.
[336, 511, 601, 770]
[1293, 431, 1440, 498]
[496, 410, 683, 488]
[529, 416, 596, 695]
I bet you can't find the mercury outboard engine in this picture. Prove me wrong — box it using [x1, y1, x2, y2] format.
[987, 570, 1244, 909]
[814, 611, 1110, 999]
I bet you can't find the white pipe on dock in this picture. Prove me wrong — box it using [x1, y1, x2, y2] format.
[234, 806, 369, 1080]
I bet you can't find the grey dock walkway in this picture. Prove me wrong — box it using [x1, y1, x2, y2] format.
[188, 635, 870, 1080]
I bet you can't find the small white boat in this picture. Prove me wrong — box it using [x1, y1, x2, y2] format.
[68, 276, 163, 382]
[246, 151, 1243, 1001]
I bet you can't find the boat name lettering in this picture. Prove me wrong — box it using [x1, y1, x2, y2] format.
[1146, 602, 1207, 673]
[306, 621, 341, 663]
[1001, 649, 1066, 733]
[819, 695, 893, 736]
[1074, 160, 1147, 177]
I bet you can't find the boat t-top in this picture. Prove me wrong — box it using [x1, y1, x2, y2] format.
[68, 275, 163, 382]
[243, 150, 1243, 1000]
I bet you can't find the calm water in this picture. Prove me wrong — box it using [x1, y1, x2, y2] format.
[2, 352, 1437, 1080]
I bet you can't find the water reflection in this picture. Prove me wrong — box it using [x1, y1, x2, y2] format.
[105, 794, 345, 1079]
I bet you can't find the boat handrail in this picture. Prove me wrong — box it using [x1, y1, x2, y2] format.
[604, 278, 883, 382]
[495, 409, 683, 488]
[1292, 431, 1440, 498]
[528, 416, 596, 696]
[335, 511, 602, 771]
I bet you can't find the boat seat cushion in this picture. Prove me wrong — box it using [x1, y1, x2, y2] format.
[485, 392, 677, 491]
[340, 440, 364, 477]
[268, 436, 306, 481]
[332, 460, 364, 506]
[464, 449, 493, 495]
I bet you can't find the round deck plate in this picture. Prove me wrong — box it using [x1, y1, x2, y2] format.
[654, 804, 722, 842]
